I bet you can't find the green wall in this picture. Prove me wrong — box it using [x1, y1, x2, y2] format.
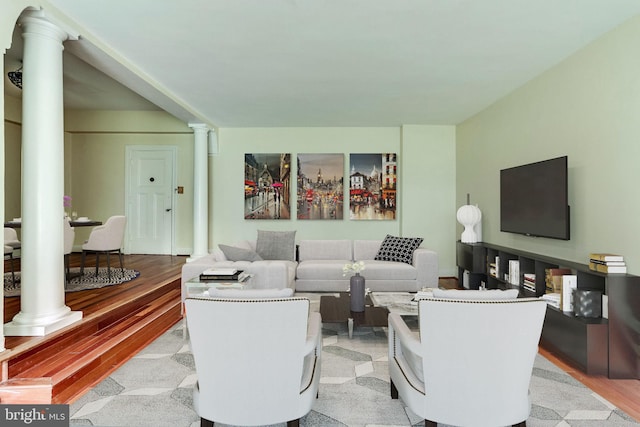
[4, 103, 457, 275]
[457, 15, 640, 273]
[213, 126, 457, 276]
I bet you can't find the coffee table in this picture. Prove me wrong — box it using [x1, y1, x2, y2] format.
[185, 274, 253, 298]
[319, 292, 389, 338]
[369, 292, 419, 316]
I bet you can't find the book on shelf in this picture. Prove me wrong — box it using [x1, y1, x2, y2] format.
[523, 273, 536, 292]
[589, 263, 627, 274]
[589, 253, 624, 262]
[561, 275, 577, 312]
[545, 268, 571, 292]
[508, 260, 520, 285]
[589, 259, 626, 266]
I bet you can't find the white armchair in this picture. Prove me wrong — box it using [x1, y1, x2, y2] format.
[388, 292, 546, 427]
[185, 290, 322, 427]
[81, 215, 126, 280]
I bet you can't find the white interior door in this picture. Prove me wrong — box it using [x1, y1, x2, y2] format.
[125, 146, 176, 254]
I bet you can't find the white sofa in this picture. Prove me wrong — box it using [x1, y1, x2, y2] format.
[181, 238, 438, 295]
[296, 239, 438, 292]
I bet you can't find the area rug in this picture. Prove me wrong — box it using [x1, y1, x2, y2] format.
[4, 267, 140, 297]
[68, 293, 639, 427]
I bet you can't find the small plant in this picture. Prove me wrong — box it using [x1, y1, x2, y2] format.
[63, 195, 72, 208]
[343, 261, 365, 276]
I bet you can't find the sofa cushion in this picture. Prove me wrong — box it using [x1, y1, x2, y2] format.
[296, 260, 353, 280]
[374, 235, 424, 264]
[353, 240, 383, 260]
[431, 289, 519, 300]
[256, 230, 296, 261]
[219, 244, 263, 262]
[298, 240, 352, 261]
[361, 260, 417, 280]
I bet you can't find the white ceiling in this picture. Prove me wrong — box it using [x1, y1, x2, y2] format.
[6, 0, 640, 127]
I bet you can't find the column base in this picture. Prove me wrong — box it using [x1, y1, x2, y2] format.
[4, 311, 83, 337]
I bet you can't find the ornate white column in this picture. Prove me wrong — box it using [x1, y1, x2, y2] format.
[4, 11, 82, 336]
[188, 123, 210, 262]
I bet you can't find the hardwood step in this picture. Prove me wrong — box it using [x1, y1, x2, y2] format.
[4, 276, 183, 404]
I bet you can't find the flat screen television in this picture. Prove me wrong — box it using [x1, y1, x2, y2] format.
[500, 156, 570, 240]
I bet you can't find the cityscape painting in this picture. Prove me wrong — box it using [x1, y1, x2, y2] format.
[296, 153, 344, 220]
[349, 153, 397, 220]
[244, 153, 291, 219]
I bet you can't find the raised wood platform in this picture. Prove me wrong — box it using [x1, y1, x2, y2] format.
[1, 254, 186, 404]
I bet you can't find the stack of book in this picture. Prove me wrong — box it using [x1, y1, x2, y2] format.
[199, 268, 247, 282]
[545, 268, 571, 292]
[589, 253, 627, 274]
[489, 256, 499, 278]
[541, 292, 561, 309]
[523, 273, 536, 292]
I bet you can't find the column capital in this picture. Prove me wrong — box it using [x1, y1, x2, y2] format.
[19, 10, 70, 44]
[188, 122, 210, 133]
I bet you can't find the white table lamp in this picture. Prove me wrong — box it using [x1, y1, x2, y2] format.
[457, 204, 482, 243]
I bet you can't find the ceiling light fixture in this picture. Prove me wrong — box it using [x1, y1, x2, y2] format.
[7, 66, 23, 89]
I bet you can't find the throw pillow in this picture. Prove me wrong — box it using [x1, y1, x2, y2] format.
[431, 289, 519, 300]
[218, 244, 263, 262]
[374, 235, 423, 264]
[255, 230, 296, 261]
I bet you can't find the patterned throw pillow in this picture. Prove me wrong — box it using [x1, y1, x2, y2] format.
[374, 235, 424, 264]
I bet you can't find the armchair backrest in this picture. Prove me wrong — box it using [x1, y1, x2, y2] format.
[83, 215, 126, 251]
[185, 296, 312, 426]
[417, 297, 546, 426]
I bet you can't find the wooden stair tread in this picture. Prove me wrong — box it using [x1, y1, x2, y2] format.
[20, 297, 178, 380]
[7, 284, 180, 374]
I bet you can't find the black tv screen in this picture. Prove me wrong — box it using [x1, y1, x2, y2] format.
[500, 156, 570, 240]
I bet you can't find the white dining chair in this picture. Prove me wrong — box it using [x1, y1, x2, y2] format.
[4, 227, 21, 254]
[80, 215, 126, 280]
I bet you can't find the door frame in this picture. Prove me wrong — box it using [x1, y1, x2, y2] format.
[124, 145, 178, 255]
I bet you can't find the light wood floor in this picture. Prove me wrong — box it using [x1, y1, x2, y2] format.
[2, 263, 639, 420]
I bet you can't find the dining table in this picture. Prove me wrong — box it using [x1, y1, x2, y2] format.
[4, 219, 103, 228]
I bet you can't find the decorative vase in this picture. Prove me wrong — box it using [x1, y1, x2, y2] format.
[350, 273, 366, 312]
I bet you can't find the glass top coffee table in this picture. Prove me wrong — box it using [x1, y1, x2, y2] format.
[185, 274, 253, 298]
[319, 292, 390, 338]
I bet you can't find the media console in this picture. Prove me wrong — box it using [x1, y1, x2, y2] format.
[456, 241, 640, 379]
